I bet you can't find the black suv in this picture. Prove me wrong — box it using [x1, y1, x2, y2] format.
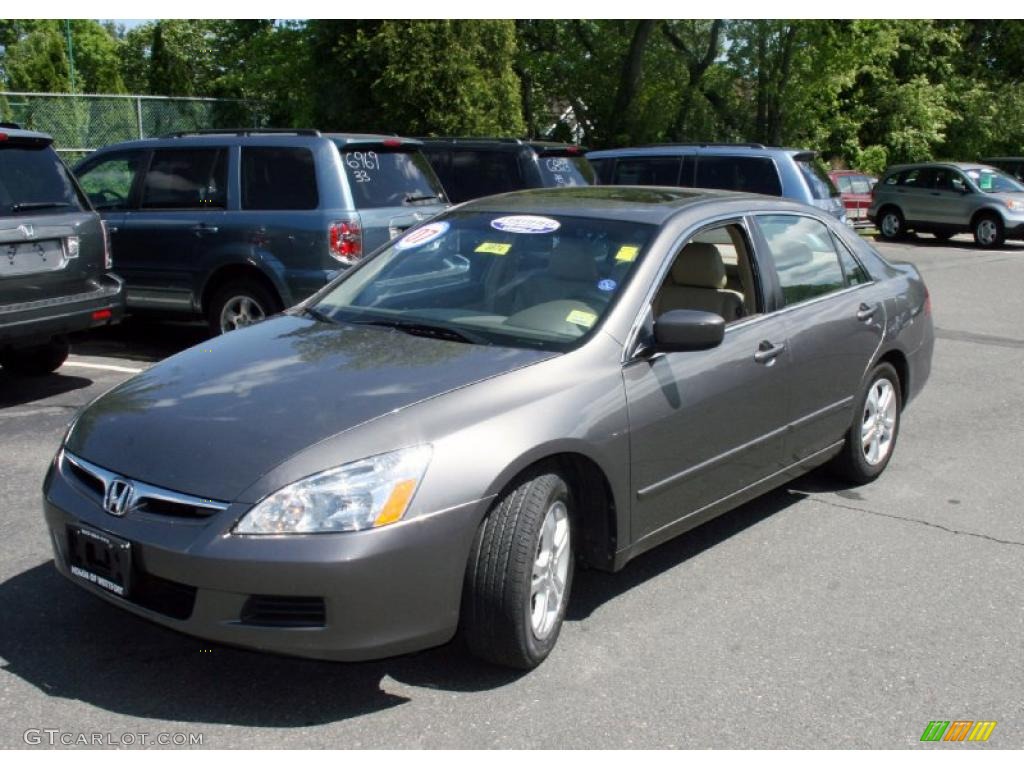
[1, 125, 124, 376]
[74, 130, 448, 334]
[418, 138, 596, 204]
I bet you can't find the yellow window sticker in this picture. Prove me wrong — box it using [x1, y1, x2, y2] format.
[566, 309, 597, 327]
[615, 245, 640, 262]
[475, 242, 512, 255]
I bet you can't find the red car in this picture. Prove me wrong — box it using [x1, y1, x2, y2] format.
[829, 170, 877, 227]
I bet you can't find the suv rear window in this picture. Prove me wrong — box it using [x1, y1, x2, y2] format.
[0, 143, 85, 217]
[697, 155, 782, 196]
[141, 148, 228, 209]
[795, 158, 839, 200]
[338, 146, 446, 209]
[535, 154, 596, 187]
[242, 147, 318, 210]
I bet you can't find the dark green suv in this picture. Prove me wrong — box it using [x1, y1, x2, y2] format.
[0, 125, 124, 376]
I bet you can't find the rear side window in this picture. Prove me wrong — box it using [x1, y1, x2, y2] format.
[612, 157, 682, 186]
[241, 147, 318, 210]
[794, 158, 838, 199]
[697, 156, 782, 196]
[443, 149, 523, 203]
[757, 214, 847, 306]
[141, 148, 227, 210]
[535, 154, 595, 187]
[0, 143, 85, 217]
[340, 147, 447, 208]
[589, 157, 612, 184]
[76, 151, 145, 211]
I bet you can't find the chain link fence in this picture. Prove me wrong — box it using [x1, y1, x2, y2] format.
[0, 92, 263, 165]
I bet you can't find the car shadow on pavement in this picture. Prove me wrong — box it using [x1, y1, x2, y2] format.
[0, 371, 93, 408]
[70, 316, 210, 364]
[0, 480, 812, 728]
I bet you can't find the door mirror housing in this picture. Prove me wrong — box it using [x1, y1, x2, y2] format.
[652, 309, 725, 352]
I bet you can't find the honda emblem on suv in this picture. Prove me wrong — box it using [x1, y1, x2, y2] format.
[104, 478, 134, 516]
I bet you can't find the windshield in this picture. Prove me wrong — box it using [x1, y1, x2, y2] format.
[312, 211, 656, 351]
[535, 155, 596, 188]
[796, 158, 839, 200]
[336, 145, 447, 208]
[0, 144, 85, 217]
[965, 167, 1024, 194]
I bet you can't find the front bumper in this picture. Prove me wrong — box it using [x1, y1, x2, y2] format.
[0, 273, 124, 346]
[42, 454, 488, 661]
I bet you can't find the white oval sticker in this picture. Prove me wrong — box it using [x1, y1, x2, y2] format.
[491, 215, 561, 235]
[394, 221, 450, 250]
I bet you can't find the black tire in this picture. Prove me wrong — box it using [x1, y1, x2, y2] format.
[206, 279, 279, 336]
[972, 213, 1005, 249]
[829, 362, 902, 484]
[0, 337, 70, 376]
[462, 470, 574, 670]
[877, 207, 906, 241]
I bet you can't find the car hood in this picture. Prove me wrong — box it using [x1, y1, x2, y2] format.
[66, 315, 556, 501]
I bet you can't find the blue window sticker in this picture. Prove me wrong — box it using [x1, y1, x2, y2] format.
[394, 221, 450, 250]
[597, 278, 617, 292]
[490, 215, 561, 235]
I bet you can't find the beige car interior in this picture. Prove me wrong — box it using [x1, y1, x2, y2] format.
[653, 224, 758, 322]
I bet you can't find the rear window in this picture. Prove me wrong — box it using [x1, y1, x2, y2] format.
[696, 155, 782, 196]
[535, 154, 596, 187]
[338, 146, 446, 209]
[141, 148, 228, 210]
[242, 147, 318, 210]
[0, 143, 85, 217]
[612, 157, 682, 186]
[795, 158, 839, 199]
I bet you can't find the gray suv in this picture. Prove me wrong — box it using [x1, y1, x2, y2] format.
[74, 130, 448, 334]
[587, 143, 847, 223]
[1, 125, 124, 376]
[869, 162, 1024, 248]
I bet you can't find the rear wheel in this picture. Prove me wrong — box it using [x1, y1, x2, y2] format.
[206, 280, 279, 335]
[0, 337, 70, 376]
[830, 362, 902, 483]
[877, 208, 906, 241]
[973, 214, 1005, 248]
[462, 470, 574, 669]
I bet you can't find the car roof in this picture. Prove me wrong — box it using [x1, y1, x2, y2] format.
[0, 125, 53, 143]
[416, 137, 583, 152]
[884, 161, 998, 174]
[453, 185, 816, 226]
[83, 131, 421, 154]
[587, 144, 815, 159]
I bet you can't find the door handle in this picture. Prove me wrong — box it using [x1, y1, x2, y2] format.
[856, 302, 878, 321]
[191, 224, 219, 235]
[753, 340, 786, 364]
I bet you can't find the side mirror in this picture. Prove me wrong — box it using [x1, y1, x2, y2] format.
[652, 309, 725, 352]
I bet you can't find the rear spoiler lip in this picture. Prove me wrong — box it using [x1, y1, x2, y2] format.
[0, 133, 54, 147]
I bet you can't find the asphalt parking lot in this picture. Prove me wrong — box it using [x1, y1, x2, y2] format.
[1, 234, 1021, 749]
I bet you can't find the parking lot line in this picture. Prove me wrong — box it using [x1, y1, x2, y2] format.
[62, 360, 144, 374]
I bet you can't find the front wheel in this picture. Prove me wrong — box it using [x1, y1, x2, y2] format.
[461, 471, 574, 669]
[0, 337, 70, 376]
[829, 362, 902, 483]
[973, 214, 1005, 249]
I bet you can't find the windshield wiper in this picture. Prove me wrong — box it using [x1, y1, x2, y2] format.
[353, 318, 488, 345]
[11, 201, 72, 212]
[404, 193, 441, 204]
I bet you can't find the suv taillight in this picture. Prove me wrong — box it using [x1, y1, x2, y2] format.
[100, 220, 113, 269]
[329, 217, 362, 263]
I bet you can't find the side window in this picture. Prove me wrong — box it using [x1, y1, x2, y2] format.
[241, 147, 318, 210]
[77, 152, 144, 210]
[758, 214, 847, 306]
[696, 156, 782, 196]
[449, 150, 521, 202]
[589, 158, 612, 184]
[833, 235, 871, 286]
[141, 148, 227, 210]
[612, 157, 681, 186]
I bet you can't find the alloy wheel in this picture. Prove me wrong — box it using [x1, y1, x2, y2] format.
[861, 378, 897, 466]
[530, 500, 571, 640]
[219, 295, 266, 333]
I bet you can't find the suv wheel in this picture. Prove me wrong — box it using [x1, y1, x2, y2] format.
[207, 281, 279, 335]
[973, 214, 1005, 248]
[462, 470, 574, 669]
[878, 208, 906, 240]
[0, 337, 70, 376]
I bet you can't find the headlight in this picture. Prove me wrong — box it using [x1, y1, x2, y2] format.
[1004, 199, 1024, 212]
[234, 445, 432, 534]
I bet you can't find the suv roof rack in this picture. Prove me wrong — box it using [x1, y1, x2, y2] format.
[417, 136, 526, 144]
[636, 142, 767, 149]
[164, 128, 322, 138]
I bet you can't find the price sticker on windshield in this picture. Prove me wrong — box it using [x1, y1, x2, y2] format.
[491, 215, 560, 235]
[475, 242, 512, 255]
[565, 309, 597, 328]
[395, 221, 450, 250]
[615, 245, 640, 263]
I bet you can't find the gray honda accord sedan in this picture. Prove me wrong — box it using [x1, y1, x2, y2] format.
[43, 187, 933, 669]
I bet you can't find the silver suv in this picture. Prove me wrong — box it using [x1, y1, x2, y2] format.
[870, 162, 1024, 248]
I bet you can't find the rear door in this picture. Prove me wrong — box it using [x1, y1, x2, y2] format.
[894, 167, 933, 222]
[74, 148, 148, 273]
[1, 137, 99, 304]
[337, 142, 448, 249]
[752, 213, 885, 461]
[117, 146, 229, 310]
[610, 155, 687, 186]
